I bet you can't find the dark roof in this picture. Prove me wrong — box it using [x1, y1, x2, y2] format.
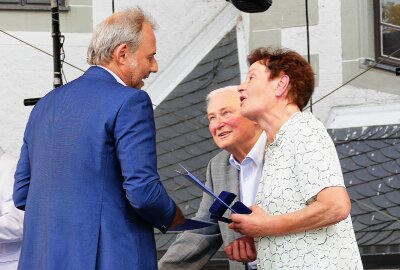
[154, 27, 240, 258]
[328, 124, 400, 261]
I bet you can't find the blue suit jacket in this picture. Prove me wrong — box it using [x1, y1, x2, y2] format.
[14, 66, 177, 270]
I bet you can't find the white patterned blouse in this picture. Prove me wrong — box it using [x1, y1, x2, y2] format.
[255, 112, 363, 270]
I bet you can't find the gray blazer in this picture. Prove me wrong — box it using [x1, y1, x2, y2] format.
[159, 150, 245, 270]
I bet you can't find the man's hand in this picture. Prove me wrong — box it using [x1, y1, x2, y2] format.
[228, 205, 273, 238]
[169, 206, 185, 228]
[225, 236, 256, 262]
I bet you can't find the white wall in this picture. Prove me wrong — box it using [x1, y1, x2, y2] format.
[326, 101, 400, 129]
[3, 0, 399, 156]
[99, 0, 239, 105]
[0, 31, 91, 156]
[1, 0, 238, 156]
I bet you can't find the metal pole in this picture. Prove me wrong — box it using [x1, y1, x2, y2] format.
[305, 0, 313, 113]
[51, 0, 63, 88]
[24, 0, 63, 106]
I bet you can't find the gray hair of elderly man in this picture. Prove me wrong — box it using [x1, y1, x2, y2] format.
[87, 7, 157, 66]
[205, 85, 239, 109]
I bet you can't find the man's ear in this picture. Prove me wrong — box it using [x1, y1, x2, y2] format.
[275, 74, 290, 97]
[113, 43, 130, 65]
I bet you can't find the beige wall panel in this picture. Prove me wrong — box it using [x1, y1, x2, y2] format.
[250, 0, 318, 31]
[343, 61, 400, 95]
[0, 4, 92, 33]
[250, 29, 281, 51]
[341, 0, 374, 61]
[69, 0, 91, 5]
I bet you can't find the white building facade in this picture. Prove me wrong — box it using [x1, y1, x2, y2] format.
[0, 0, 399, 154]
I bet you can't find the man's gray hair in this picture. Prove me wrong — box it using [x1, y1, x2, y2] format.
[205, 85, 239, 108]
[87, 7, 157, 65]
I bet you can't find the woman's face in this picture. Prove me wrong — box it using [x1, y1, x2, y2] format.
[238, 61, 279, 121]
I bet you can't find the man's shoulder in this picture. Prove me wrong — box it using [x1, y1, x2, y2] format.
[209, 150, 230, 166]
[32, 75, 150, 118]
[211, 150, 230, 160]
[63, 67, 150, 100]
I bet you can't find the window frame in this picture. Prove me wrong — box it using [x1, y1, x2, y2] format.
[0, 0, 66, 11]
[373, 0, 400, 67]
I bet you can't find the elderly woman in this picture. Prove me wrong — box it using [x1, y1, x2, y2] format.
[226, 48, 363, 269]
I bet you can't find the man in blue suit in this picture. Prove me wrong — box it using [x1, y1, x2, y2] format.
[14, 7, 184, 270]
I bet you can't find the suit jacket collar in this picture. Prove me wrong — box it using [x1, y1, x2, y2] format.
[213, 150, 240, 196]
[227, 161, 240, 195]
[83, 66, 119, 84]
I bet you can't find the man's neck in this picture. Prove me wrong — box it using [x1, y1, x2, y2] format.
[231, 130, 264, 163]
[96, 65, 127, 86]
[101, 62, 128, 86]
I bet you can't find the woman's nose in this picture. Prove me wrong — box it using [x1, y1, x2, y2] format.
[238, 81, 247, 93]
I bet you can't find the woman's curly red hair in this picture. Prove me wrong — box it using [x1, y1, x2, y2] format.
[247, 47, 315, 110]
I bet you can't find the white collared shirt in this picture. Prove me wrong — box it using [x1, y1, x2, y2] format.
[228, 132, 267, 270]
[229, 132, 267, 207]
[96, 65, 127, 86]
